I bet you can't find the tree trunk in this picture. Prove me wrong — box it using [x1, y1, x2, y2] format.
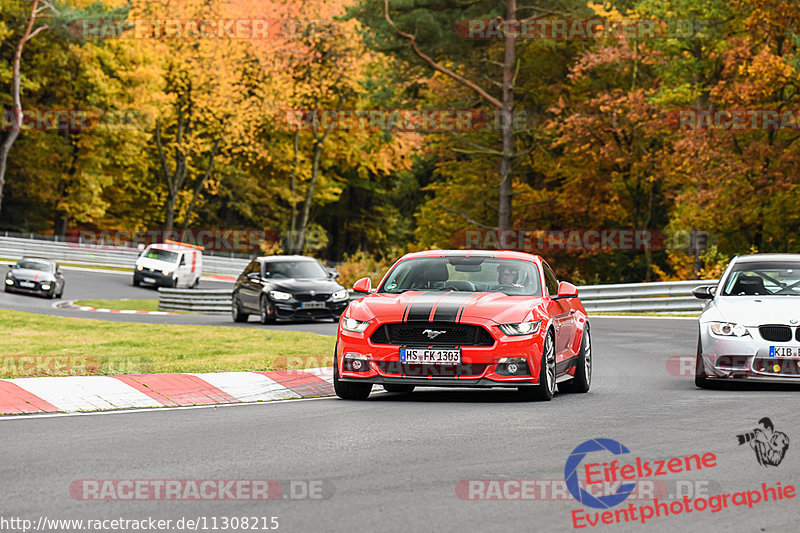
[0, 1, 47, 217]
[497, 0, 516, 231]
[296, 139, 324, 253]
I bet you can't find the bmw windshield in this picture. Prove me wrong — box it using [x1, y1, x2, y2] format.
[378, 257, 542, 296]
[722, 262, 800, 296]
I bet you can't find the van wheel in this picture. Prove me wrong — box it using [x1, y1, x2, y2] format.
[133, 276, 140, 287]
[192, 277, 199, 289]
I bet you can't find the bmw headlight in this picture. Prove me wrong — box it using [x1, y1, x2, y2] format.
[269, 290, 292, 301]
[331, 289, 348, 301]
[498, 320, 541, 336]
[342, 317, 370, 333]
[709, 322, 749, 337]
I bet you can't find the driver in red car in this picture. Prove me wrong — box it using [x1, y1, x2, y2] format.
[497, 263, 524, 288]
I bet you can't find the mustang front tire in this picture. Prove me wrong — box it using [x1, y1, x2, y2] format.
[519, 330, 556, 401]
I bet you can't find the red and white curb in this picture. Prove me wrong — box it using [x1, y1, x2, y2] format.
[0, 367, 334, 415]
[57, 300, 176, 315]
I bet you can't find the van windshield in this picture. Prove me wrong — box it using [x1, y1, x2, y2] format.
[143, 248, 179, 264]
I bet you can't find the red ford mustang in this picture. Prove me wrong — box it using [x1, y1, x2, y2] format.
[334, 250, 591, 401]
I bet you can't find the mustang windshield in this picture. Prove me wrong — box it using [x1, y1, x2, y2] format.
[379, 257, 542, 296]
[722, 262, 800, 296]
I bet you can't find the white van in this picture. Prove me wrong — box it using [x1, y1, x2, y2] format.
[133, 242, 203, 288]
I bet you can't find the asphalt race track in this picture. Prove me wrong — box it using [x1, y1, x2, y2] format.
[2, 317, 799, 532]
[0, 266, 339, 335]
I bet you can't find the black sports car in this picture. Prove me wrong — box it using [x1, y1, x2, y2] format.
[5, 257, 65, 298]
[231, 255, 349, 323]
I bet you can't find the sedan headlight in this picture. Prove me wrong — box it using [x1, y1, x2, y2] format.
[709, 322, 749, 337]
[498, 320, 541, 336]
[342, 317, 370, 333]
[331, 289, 348, 301]
[269, 290, 292, 301]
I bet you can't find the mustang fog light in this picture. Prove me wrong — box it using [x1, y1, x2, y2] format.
[496, 357, 530, 376]
[41, 284, 51, 291]
[5, 279, 13, 285]
[343, 352, 370, 372]
[709, 322, 749, 337]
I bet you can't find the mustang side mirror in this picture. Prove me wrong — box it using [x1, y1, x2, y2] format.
[352, 277, 371, 293]
[553, 281, 579, 300]
[692, 285, 716, 299]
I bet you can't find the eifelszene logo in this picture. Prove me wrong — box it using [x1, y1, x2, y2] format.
[565, 438, 637, 508]
[736, 417, 789, 467]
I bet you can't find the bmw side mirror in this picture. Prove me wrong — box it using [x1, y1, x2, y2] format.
[553, 281, 579, 300]
[692, 285, 715, 299]
[352, 277, 371, 293]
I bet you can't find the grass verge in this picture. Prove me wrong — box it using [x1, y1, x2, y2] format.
[73, 299, 160, 312]
[0, 309, 335, 378]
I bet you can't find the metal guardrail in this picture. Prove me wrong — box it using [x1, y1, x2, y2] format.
[158, 288, 367, 314]
[158, 281, 719, 315]
[158, 288, 232, 313]
[0, 236, 250, 275]
[579, 280, 718, 313]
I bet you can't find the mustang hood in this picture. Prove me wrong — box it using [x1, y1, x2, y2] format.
[8, 268, 54, 282]
[708, 296, 800, 326]
[350, 291, 541, 324]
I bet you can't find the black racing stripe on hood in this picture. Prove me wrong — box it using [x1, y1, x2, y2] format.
[405, 292, 445, 322]
[402, 291, 430, 322]
[432, 292, 475, 322]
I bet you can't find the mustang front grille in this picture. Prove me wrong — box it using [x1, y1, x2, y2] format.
[759, 325, 792, 342]
[370, 322, 495, 347]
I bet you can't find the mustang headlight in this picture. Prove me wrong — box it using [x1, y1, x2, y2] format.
[269, 290, 292, 301]
[499, 320, 541, 336]
[709, 322, 749, 337]
[342, 317, 370, 333]
[331, 289, 348, 301]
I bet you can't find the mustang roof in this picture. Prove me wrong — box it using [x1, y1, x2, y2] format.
[399, 249, 542, 262]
